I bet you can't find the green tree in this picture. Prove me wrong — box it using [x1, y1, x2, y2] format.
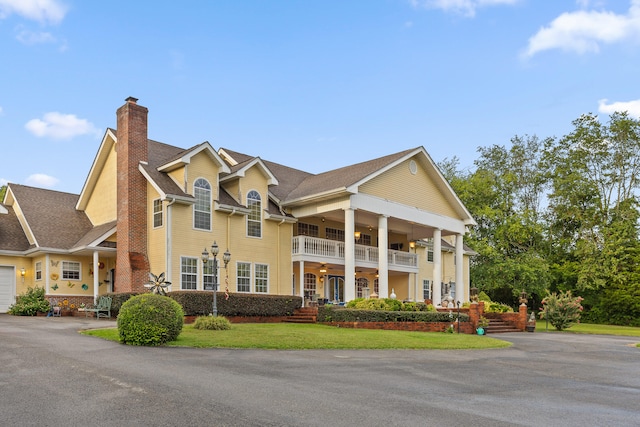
[543, 112, 640, 294]
[441, 135, 551, 304]
[0, 185, 6, 203]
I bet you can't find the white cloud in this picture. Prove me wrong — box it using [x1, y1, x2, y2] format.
[523, 0, 640, 58]
[25, 112, 100, 140]
[598, 98, 640, 117]
[409, 0, 519, 17]
[16, 28, 56, 45]
[0, 0, 67, 24]
[25, 173, 59, 188]
[0, 178, 7, 186]
[0, 106, 3, 115]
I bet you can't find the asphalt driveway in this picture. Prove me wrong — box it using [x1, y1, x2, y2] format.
[1, 315, 638, 426]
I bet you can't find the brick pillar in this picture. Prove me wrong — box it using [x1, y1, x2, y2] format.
[115, 97, 150, 292]
[469, 302, 479, 327]
[517, 304, 527, 331]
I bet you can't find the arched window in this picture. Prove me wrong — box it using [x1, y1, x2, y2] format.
[356, 277, 369, 298]
[194, 178, 211, 230]
[247, 190, 261, 237]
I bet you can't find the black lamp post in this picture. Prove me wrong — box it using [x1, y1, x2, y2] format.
[201, 241, 231, 317]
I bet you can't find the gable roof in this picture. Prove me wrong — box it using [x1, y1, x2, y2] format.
[284, 148, 417, 203]
[9, 184, 94, 250]
[218, 147, 312, 203]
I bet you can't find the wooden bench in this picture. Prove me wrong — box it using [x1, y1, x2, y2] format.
[84, 296, 112, 319]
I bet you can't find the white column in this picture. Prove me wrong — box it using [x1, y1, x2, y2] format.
[93, 251, 100, 302]
[344, 208, 356, 302]
[299, 260, 305, 306]
[377, 215, 389, 298]
[455, 234, 464, 303]
[432, 229, 442, 307]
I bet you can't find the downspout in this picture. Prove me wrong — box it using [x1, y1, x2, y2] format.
[277, 218, 286, 295]
[226, 208, 238, 293]
[166, 197, 177, 289]
[226, 208, 237, 245]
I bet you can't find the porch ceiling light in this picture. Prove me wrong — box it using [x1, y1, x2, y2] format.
[319, 264, 327, 273]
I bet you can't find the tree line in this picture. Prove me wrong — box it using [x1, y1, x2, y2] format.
[439, 112, 640, 326]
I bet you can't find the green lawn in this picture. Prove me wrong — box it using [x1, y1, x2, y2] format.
[82, 323, 511, 350]
[536, 322, 640, 337]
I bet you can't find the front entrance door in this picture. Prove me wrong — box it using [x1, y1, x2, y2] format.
[328, 275, 344, 303]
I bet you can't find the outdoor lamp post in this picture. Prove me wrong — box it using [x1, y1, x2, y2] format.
[201, 241, 231, 317]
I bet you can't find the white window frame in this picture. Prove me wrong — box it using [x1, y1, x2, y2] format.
[297, 223, 319, 237]
[180, 257, 198, 290]
[423, 279, 431, 301]
[426, 238, 434, 263]
[247, 190, 262, 238]
[62, 261, 81, 281]
[303, 273, 316, 299]
[35, 261, 42, 281]
[203, 259, 215, 291]
[356, 277, 369, 298]
[326, 227, 345, 241]
[255, 263, 268, 293]
[193, 178, 211, 231]
[237, 262, 251, 293]
[153, 198, 163, 228]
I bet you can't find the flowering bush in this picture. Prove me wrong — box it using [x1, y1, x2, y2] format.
[539, 290, 584, 331]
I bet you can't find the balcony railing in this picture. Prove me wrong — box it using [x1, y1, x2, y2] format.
[292, 235, 418, 270]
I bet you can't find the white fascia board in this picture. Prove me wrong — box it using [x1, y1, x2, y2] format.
[284, 188, 351, 207]
[158, 142, 231, 174]
[351, 193, 468, 235]
[219, 158, 278, 186]
[265, 211, 297, 223]
[138, 164, 194, 204]
[215, 202, 250, 214]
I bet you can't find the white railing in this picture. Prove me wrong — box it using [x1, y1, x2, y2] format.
[292, 235, 417, 269]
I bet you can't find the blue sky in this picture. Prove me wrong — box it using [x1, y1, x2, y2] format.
[1, 0, 639, 194]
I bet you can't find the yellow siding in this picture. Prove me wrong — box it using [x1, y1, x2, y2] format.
[223, 179, 240, 203]
[147, 183, 166, 277]
[186, 154, 220, 201]
[359, 157, 458, 218]
[85, 143, 118, 225]
[167, 168, 186, 193]
[166, 160, 293, 295]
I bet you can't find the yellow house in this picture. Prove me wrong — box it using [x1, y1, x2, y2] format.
[0, 97, 476, 313]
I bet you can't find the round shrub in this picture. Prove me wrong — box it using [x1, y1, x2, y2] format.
[193, 315, 232, 330]
[117, 294, 184, 346]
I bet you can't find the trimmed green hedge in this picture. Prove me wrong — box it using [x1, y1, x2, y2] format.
[169, 291, 302, 316]
[106, 291, 302, 317]
[317, 306, 469, 323]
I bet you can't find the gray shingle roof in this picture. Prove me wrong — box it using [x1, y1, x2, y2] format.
[0, 203, 31, 251]
[284, 148, 417, 202]
[9, 184, 94, 250]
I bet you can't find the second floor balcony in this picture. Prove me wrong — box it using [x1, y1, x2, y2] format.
[292, 235, 418, 272]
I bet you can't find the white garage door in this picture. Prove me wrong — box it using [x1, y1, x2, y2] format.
[0, 266, 15, 313]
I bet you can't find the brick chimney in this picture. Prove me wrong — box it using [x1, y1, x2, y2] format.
[115, 96, 150, 292]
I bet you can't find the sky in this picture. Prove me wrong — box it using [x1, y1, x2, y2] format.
[1, 0, 640, 195]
